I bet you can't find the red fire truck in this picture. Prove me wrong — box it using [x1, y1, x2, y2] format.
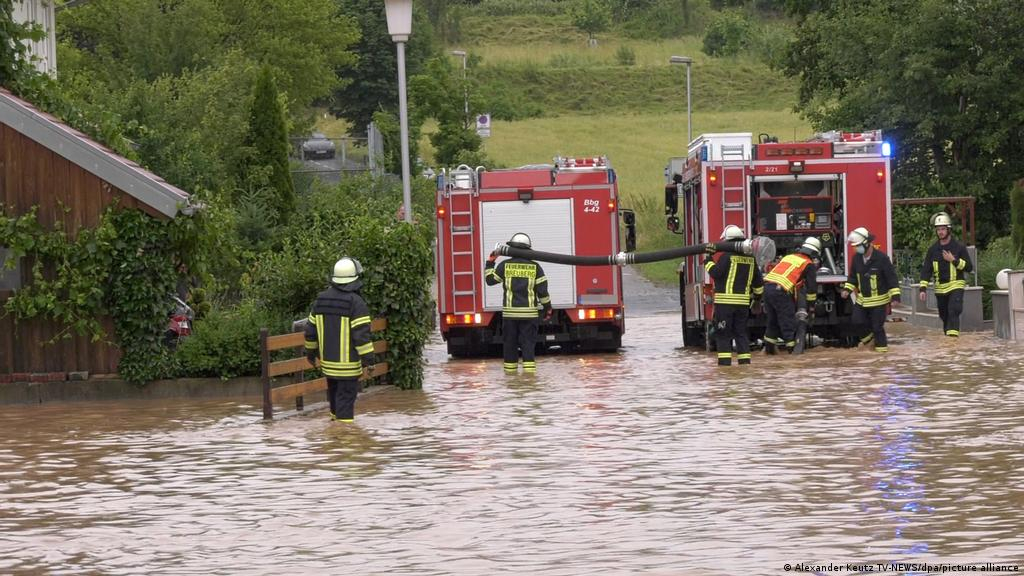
[664, 130, 893, 346]
[435, 157, 633, 357]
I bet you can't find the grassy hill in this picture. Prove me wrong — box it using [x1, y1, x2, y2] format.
[425, 16, 812, 284]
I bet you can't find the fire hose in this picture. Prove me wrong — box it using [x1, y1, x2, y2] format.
[494, 236, 777, 268]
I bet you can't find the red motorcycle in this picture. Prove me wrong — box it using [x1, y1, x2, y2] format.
[164, 295, 195, 349]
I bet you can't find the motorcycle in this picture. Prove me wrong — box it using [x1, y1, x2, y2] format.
[164, 295, 195, 349]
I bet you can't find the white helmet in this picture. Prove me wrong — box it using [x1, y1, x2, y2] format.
[331, 257, 363, 284]
[508, 232, 532, 249]
[847, 226, 873, 247]
[932, 212, 952, 228]
[799, 236, 822, 256]
[720, 224, 745, 241]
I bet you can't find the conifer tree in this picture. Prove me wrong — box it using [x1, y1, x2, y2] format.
[244, 66, 294, 221]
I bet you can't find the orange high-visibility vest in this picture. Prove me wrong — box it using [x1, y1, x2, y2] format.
[764, 253, 812, 293]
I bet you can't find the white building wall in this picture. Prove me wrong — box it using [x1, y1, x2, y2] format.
[12, 0, 57, 74]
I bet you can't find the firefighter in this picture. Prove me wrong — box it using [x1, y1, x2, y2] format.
[762, 237, 820, 354]
[304, 257, 375, 422]
[485, 233, 552, 374]
[841, 227, 900, 352]
[705, 225, 764, 366]
[919, 212, 973, 337]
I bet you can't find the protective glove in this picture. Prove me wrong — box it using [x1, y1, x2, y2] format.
[487, 251, 497, 263]
[362, 353, 376, 369]
[306, 351, 318, 365]
[543, 307, 553, 322]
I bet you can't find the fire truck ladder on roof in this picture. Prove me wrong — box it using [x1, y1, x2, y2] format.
[447, 175, 479, 314]
[719, 144, 748, 232]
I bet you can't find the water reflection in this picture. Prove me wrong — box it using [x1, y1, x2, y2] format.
[1, 319, 1023, 574]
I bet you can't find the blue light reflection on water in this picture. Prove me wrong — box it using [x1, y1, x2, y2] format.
[873, 371, 934, 557]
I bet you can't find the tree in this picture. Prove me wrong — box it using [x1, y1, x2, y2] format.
[784, 0, 1024, 246]
[410, 57, 487, 169]
[244, 66, 295, 222]
[571, 0, 612, 46]
[332, 0, 436, 137]
[1013, 181, 1024, 263]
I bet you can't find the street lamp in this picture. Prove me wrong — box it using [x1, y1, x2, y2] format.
[669, 55, 693, 145]
[451, 49, 468, 129]
[385, 0, 414, 224]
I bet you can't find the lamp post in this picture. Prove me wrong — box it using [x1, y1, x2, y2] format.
[669, 55, 693, 145]
[451, 49, 468, 130]
[385, 0, 414, 224]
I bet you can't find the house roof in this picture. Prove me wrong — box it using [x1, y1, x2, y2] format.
[0, 88, 192, 218]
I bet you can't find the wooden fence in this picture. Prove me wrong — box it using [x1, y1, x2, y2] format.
[259, 318, 389, 420]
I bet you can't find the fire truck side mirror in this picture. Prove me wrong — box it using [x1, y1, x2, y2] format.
[664, 185, 678, 215]
[667, 216, 680, 233]
[621, 209, 637, 252]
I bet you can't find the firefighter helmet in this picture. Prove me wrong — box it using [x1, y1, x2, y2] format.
[331, 257, 363, 284]
[933, 212, 952, 228]
[720, 225, 745, 241]
[508, 232, 532, 249]
[847, 227, 874, 247]
[798, 237, 822, 256]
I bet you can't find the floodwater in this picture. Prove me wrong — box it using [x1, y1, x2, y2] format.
[2, 282, 1024, 574]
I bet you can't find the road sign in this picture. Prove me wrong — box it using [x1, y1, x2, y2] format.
[476, 113, 491, 138]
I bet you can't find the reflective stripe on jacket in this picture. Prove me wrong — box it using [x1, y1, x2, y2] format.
[764, 253, 818, 302]
[304, 285, 374, 378]
[705, 252, 764, 305]
[919, 239, 972, 294]
[485, 256, 552, 318]
[842, 248, 900, 307]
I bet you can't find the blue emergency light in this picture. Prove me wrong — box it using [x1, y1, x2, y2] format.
[882, 142, 893, 157]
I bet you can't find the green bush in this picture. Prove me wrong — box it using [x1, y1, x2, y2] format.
[977, 236, 1023, 319]
[1012, 181, 1024, 263]
[702, 9, 754, 57]
[466, 0, 569, 17]
[176, 302, 287, 379]
[615, 45, 637, 66]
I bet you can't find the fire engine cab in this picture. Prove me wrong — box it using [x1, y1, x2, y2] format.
[664, 130, 893, 346]
[436, 157, 632, 357]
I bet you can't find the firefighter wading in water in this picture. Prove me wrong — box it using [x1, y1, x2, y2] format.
[762, 237, 821, 354]
[485, 233, 552, 374]
[841, 227, 900, 352]
[919, 212, 973, 337]
[304, 257, 375, 422]
[705, 225, 764, 366]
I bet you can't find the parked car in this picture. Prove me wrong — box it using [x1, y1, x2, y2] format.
[301, 133, 336, 159]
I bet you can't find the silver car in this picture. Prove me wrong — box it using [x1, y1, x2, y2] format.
[301, 133, 336, 159]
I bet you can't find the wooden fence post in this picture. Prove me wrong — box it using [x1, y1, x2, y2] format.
[261, 328, 272, 420]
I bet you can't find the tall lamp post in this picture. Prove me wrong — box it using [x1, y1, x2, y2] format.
[451, 49, 469, 129]
[385, 0, 414, 224]
[669, 55, 693, 145]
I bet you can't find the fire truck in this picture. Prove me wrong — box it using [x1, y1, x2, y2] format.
[435, 157, 634, 357]
[664, 130, 893, 347]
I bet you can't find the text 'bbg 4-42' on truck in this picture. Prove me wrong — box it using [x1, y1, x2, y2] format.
[664, 130, 894, 348]
[435, 157, 636, 357]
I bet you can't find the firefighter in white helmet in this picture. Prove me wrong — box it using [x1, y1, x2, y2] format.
[919, 212, 973, 337]
[762, 237, 820, 354]
[485, 233, 552, 374]
[304, 257, 375, 422]
[705, 225, 764, 365]
[840, 227, 900, 352]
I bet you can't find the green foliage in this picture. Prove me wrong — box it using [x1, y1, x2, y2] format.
[615, 45, 637, 66]
[571, 0, 612, 42]
[977, 236, 1023, 318]
[784, 0, 1024, 246]
[331, 0, 437, 136]
[0, 207, 197, 384]
[241, 175, 435, 389]
[410, 57, 492, 168]
[1012, 182, 1024, 263]
[702, 9, 754, 57]
[175, 301, 283, 379]
[464, 0, 569, 17]
[244, 67, 295, 222]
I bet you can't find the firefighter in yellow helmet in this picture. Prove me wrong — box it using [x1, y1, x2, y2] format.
[485, 233, 552, 374]
[304, 257, 375, 422]
[705, 225, 764, 365]
[762, 237, 820, 354]
[841, 227, 900, 352]
[919, 212, 973, 337]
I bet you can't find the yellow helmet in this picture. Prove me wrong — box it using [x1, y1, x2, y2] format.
[331, 257, 363, 284]
[720, 224, 745, 241]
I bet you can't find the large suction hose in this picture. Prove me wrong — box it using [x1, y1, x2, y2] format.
[495, 237, 777, 268]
